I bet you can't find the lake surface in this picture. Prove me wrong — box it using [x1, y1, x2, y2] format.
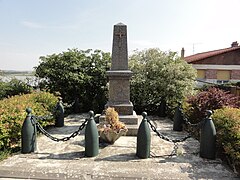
[0, 74, 38, 86]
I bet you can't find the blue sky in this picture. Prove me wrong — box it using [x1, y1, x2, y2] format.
[1, 0, 240, 70]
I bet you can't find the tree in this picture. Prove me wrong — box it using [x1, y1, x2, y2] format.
[129, 48, 196, 115]
[35, 49, 111, 113]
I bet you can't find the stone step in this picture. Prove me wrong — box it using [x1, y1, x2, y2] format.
[125, 124, 139, 136]
[99, 114, 139, 125]
[99, 112, 141, 136]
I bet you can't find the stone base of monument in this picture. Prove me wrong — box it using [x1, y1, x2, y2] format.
[124, 120, 140, 136]
[99, 112, 140, 136]
[105, 102, 134, 116]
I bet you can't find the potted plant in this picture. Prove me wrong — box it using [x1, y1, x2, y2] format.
[98, 107, 128, 144]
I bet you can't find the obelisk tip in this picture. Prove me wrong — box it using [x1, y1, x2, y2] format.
[115, 22, 126, 26]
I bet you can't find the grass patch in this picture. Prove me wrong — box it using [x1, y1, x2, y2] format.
[0, 147, 21, 161]
[0, 149, 11, 161]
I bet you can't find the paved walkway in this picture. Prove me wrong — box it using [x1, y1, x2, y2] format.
[0, 114, 238, 179]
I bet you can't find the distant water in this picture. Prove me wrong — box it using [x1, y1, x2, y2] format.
[0, 75, 38, 86]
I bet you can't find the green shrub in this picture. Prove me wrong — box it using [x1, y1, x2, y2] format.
[0, 91, 58, 150]
[0, 81, 10, 99]
[35, 49, 111, 113]
[129, 48, 196, 115]
[185, 87, 239, 123]
[0, 78, 32, 100]
[212, 107, 240, 168]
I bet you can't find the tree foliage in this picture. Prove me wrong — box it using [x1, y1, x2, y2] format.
[129, 48, 196, 114]
[35, 49, 111, 113]
[0, 79, 32, 100]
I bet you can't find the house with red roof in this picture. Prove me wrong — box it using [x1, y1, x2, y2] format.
[183, 41, 240, 85]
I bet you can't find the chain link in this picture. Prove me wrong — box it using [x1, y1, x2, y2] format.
[178, 107, 204, 129]
[182, 115, 202, 128]
[32, 116, 87, 142]
[147, 118, 191, 156]
[170, 142, 179, 156]
[180, 111, 207, 140]
[147, 119, 191, 143]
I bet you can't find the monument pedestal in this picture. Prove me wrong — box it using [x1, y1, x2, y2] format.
[100, 23, 139, 136]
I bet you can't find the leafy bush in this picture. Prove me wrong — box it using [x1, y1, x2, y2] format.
[0, 92, 58, 150]
[185, 87, 240, 123]
[212, 107, 240, 171]
[0, 78, 32, 100]
[35, 49, 111, 113]
[129, 48, 196, 115]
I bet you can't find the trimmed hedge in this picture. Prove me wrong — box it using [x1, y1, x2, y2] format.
[212, 107, 240, 167]
[0, 91, 58, 150]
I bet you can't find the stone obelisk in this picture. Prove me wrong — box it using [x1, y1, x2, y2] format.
[103, 23, 139, 135]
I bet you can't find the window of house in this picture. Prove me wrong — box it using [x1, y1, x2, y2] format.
[197, 70, 205, 79]
[217, 80, 229, 84]
[217, 70, 230, 84]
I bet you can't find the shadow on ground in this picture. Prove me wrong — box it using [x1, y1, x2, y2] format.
[37, 151, 85, 160]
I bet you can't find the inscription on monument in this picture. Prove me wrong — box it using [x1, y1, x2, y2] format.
[115, 31, 126, 48]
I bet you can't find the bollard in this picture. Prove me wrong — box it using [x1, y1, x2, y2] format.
[173, 104, 183, 131]
[136, 112, 151, 159]
[55, 97, 64, 127]
[159, 99, 167, 117]
[21, 108, 37, 153]
[200, 110, 216, 159]
[85, 110, 99, 157]
[73, 97, 80, 113]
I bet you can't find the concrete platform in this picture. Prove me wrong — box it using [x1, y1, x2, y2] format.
[0, 114, 238, 180]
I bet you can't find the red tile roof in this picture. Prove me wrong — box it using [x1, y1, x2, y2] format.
[184, 46, 240, 63]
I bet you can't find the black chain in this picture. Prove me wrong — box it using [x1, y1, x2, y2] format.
[170, 142, 179, 156]
[147, 119, 191, 156]
[147, 119, 191, 143]
[178, 108, 203, 129]
[183, 116, 202, 128]
[32, 116, 88, 142]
